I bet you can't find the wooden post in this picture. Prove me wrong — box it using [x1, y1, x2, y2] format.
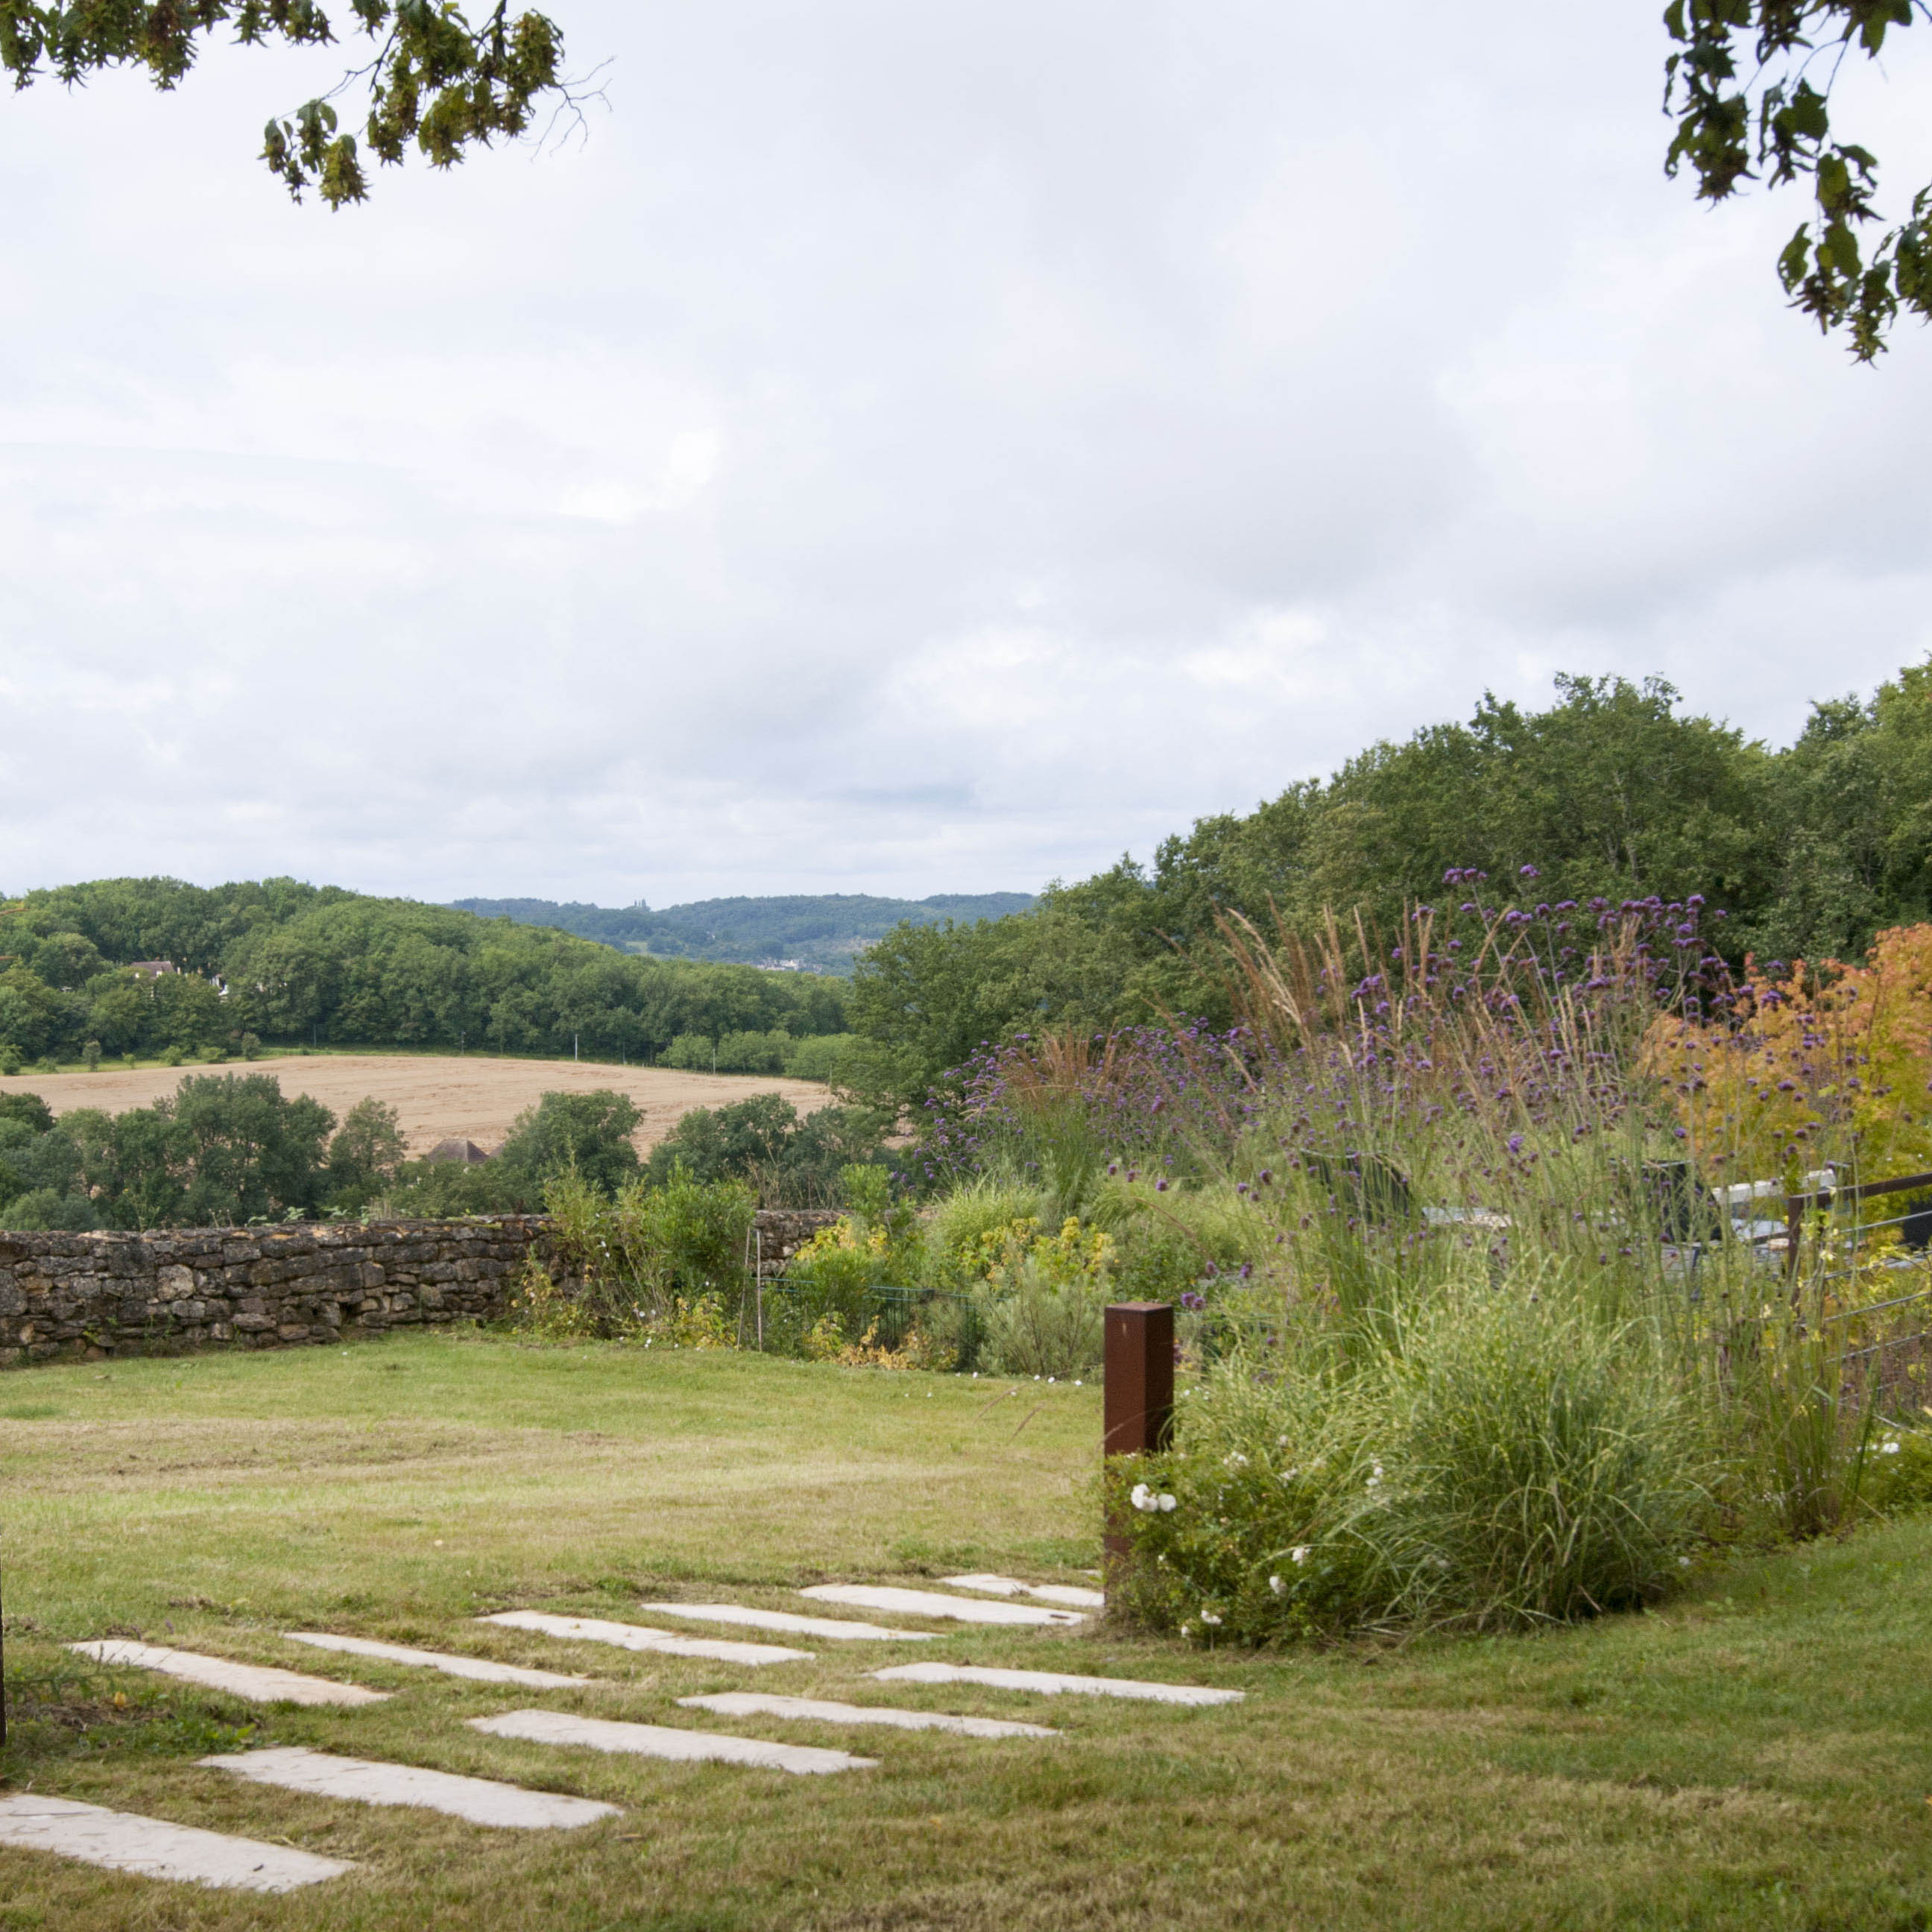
[1103, 1301, 1174, 1571]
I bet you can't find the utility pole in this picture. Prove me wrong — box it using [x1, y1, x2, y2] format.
[573, 1032, 579, 1063]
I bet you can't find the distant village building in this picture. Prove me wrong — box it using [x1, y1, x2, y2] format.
[127, 961, 178, 981]
[425, 1137, 492, 1165]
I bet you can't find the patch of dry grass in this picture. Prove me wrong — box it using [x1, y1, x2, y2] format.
[1, 1334, 1930, 1929]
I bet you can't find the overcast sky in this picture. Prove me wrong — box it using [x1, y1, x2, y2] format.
[4, 1, 1931, 909]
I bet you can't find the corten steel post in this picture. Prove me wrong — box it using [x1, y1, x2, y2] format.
[1103, 1302, 1175, 1571]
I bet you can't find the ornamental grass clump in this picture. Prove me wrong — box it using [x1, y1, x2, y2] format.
[1114, 1275, 1709, 1641]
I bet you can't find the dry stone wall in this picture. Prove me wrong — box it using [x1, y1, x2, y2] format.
[751, 1209, 841, 1276]
[0, 1208, 846, 1367]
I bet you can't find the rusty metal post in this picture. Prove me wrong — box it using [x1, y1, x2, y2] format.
[1103, 1301, 1174, 1572]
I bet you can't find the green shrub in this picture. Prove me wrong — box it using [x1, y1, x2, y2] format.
[967, 1217, 1113, 1380]
[663, 1033, 714, 1072]
[781, 1216, 899, 1345]
[782, 1034, 859, 1083]
[372, 1158, 534, 1219]
[533, 1166, 757, 1340]
[1, 1187, 98, 1231]
[1116, 1279, 1709, 1642]
[0, 1093, 54, 1135]
[326, 1098, 408, 1213]
[645, 1095, 888, 1207]
[715, 1029, 789, 1074]
[497, 1090, 641, 1198]
[1860, 1423, 1932, 1515]
[0, 1044, 19, 1076]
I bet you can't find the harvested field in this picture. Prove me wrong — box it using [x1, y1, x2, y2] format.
[0, 1055, 832, 1156]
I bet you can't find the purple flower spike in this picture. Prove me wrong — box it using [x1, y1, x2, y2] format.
[1508, 1133, 1525, 1155]
[1519, 864, 1540, 878]
[1156, 1178, 1169, 1191]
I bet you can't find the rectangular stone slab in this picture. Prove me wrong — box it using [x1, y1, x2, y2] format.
[285, 1631, 588, 1688]
[203, 1746, 619, 1829]
[799, 1585, 1085, 1627]
[470, 1708, 874, 1775]
[0, 1793, 350, 1892]
[941, 1573, 1107, 1609]
[678, 1692, 1057, 1739]
[639, 1602, 932, 1642]
[479, 1611, 811, 1665]
[68, 1641, 389, 1707]
[874, 1662, 1244, 1707]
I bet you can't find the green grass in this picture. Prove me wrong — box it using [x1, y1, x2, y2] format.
[1, 1334, 1930, 1928]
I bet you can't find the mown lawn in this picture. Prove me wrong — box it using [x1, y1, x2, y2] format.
[1, 1333, 1930, 1930]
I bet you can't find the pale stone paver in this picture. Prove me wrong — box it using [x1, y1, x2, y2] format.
[638, 1603, 932, 1642]
[0, 1793, 350, 1892]
[285, 1632, 588, 1688]
[678, 1692, 1058, 1739]
[470, 1709, 874, 1775]
[479, 1611, 811, 1665]
[203, 1746, 619, 1828]
[67, 1641, 389, 1707]
[800, 1585, 1085, 1628]
[875, 1662, 1244, 1707]
[941, 1574, 1107, 1609]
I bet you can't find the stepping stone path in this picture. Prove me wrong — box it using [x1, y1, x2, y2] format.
[800, 1585, 1085, 1627]
[0, 1792, 350, 1893]
[471, 1709, 874, 1775]
[68, 1641, 389, 1707]
[285, 1631, 590, 1688]
[941, 1573, 1107, 1610]
[48, 1573, 1235, 1892]
[203, 1746, 619, 1829]
[639, 1603, 932, 1642]
[679, 1692, 1058, 1739]
[479, 1611, 811, 1665]
[875, 1662, 1244, 1707]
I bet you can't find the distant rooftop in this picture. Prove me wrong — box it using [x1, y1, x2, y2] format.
[425, 1137, 491, 1165]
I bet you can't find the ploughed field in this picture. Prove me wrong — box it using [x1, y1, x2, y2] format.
[0, 1055, 831, 1156]
[2, 1335, 1931, 1929]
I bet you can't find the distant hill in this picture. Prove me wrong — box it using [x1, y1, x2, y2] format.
[449, 892, 1038, 975]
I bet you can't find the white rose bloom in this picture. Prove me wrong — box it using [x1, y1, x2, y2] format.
[1158, 1493, 1178, 1512]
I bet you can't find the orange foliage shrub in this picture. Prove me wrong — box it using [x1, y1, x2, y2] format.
[1644, 924, 1932, 1185]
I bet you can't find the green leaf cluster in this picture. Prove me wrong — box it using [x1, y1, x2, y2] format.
[1663, 1, 1931, 359]
[1, 1, 569, 208]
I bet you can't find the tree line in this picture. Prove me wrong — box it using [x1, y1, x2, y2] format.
[0, 1073, 887, 1231]
[0, 880, 850, 1068]
[847, 658, 1932, 1113]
